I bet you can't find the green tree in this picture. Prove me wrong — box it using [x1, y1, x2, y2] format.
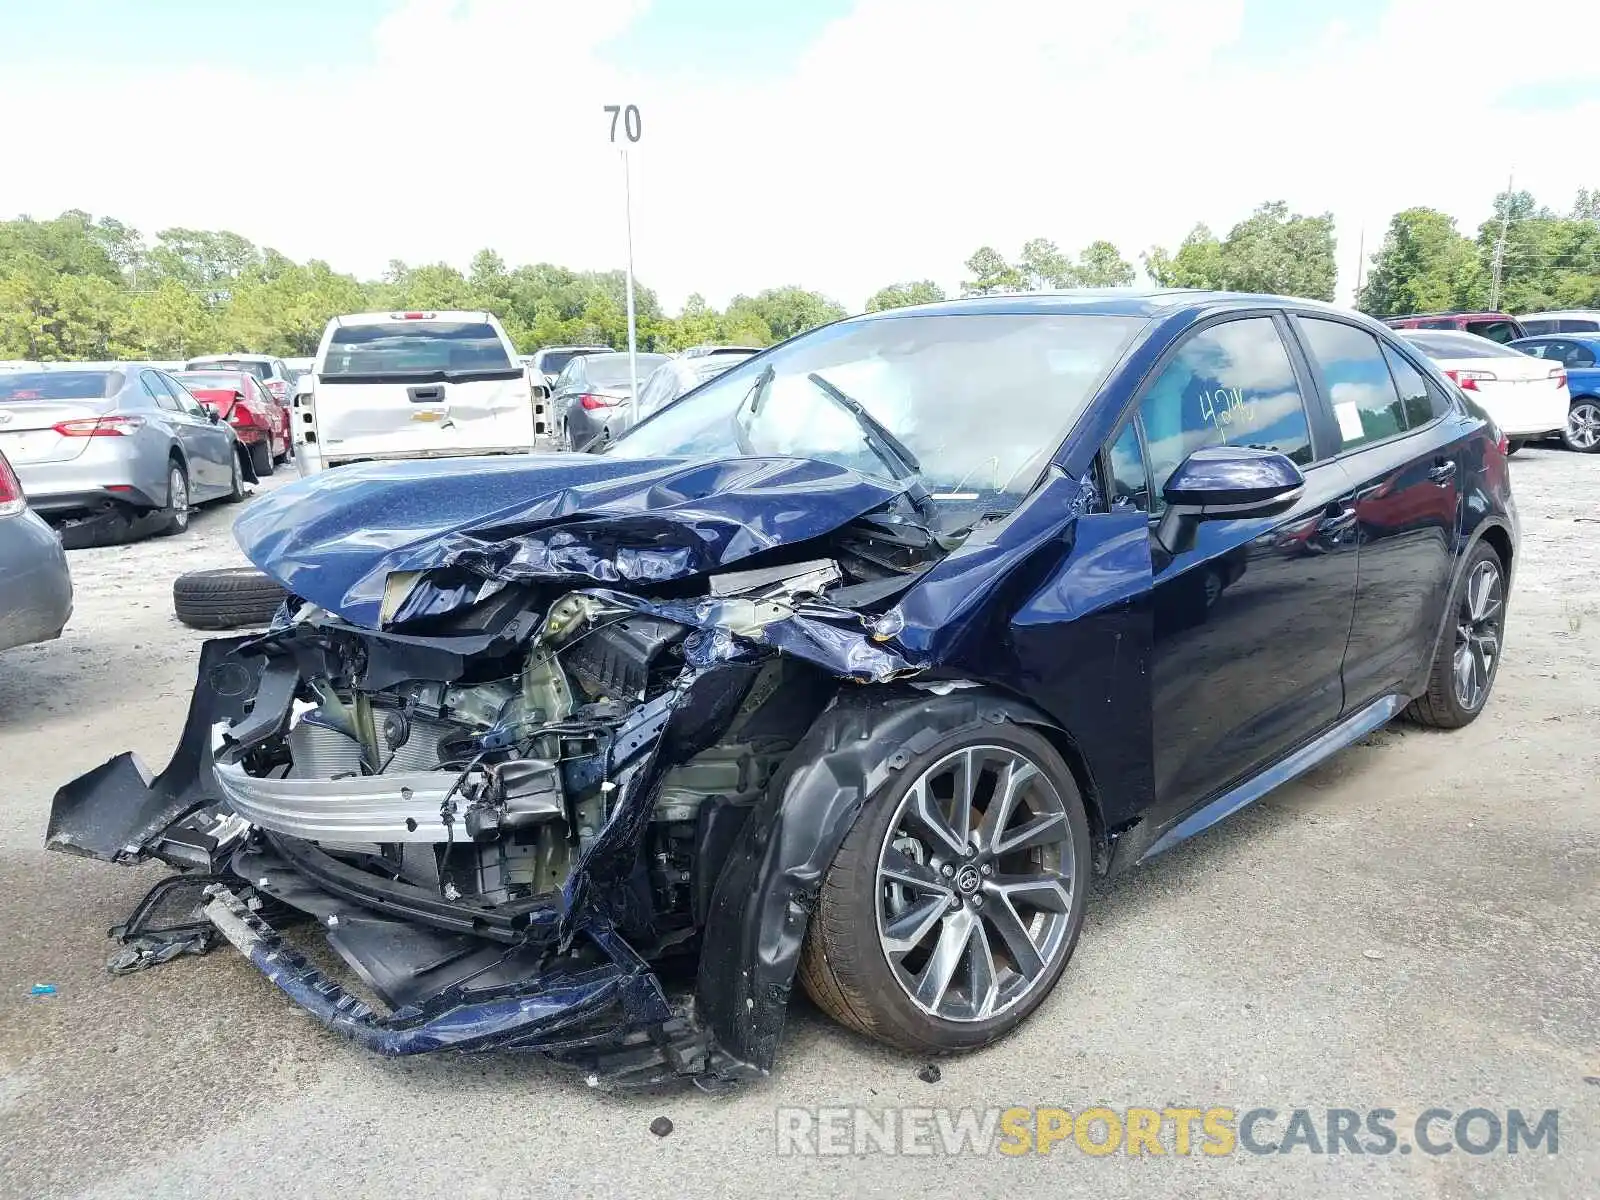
[961, 246, 1025, 295]
[1143, 224, 1225, 288]
[725, 287, 845, 342]
[130, 277, 215, 357]
[1073, 240, 1135, 287]
[1016, 238, 1074, 290]
[1215, 201, 1337, 299]
[865, 280, 946, 311]
[1358, 208, 1485, 317]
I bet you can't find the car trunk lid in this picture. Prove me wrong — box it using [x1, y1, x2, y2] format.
[0, 399, 117, 464]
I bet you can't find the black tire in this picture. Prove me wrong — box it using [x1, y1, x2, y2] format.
[173, 567, 288, 630]
[1404, 540, 1506, 729]
[799, 723, 1091, 1055]
[156, 459, 191, 537]
[220, 449, 246, 504]
[1562, 397, 1600, 453]
[249, 439, 276, 477]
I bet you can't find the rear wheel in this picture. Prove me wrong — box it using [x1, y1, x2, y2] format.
[1404, 541, 1505, 729]
[220, 448, 245, 504]
[249, 439, 276, 477]
[1563, 398, 1600, 453]
[800, 725, 1090, 1054]
[156, 460, 191, 537]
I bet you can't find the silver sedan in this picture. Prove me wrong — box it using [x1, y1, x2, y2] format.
[0, 449, 72, 654]
[0, 364, 245, 539]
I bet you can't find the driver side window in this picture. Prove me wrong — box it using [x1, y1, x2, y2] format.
[1136, 317, 1313, 511]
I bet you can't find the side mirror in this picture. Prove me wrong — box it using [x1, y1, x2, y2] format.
[1155, 445, 1304, 554]
[207, 407, 221, 424]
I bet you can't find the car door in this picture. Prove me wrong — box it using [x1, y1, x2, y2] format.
[1290, 316, 1467, 711]
[1121, 314, 1360, 821]
[160, 373, 230, 495]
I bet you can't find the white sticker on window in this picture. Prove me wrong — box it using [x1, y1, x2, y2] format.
[1335, 400, 1365, 442]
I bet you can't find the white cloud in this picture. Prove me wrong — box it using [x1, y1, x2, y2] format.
[4, 0, 1600, 313]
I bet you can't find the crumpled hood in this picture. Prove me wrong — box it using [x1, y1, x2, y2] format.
[234, 453, 906, 628]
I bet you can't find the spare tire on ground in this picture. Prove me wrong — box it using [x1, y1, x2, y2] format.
[173, 567, 288, 630]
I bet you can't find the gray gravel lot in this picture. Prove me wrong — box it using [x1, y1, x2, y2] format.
[1, 453, 1596, 1199]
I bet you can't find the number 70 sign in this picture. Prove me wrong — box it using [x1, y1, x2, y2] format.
[604, 104, 642, 143]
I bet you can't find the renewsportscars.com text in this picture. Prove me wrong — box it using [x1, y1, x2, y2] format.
[774, 1106, 1560, 1158]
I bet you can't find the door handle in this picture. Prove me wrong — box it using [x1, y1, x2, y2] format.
[1427, 459, 1457, 485]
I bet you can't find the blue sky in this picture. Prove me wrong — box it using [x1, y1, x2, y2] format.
[4, 0, 1600, 309]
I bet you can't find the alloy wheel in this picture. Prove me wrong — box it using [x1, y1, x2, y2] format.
[169, 466, 190, 530]
[876, 746, 1076, 1023]
[1453, 559, 1502, 711]
[1568, 401, 1600, 451]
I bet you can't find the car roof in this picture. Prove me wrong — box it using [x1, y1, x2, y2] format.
[1517, 310, 1600, 318]
[850, 288, 1363, 322]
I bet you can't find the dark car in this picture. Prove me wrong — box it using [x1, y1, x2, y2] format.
[49, 292, 1516, 1085]
[1509, 333, 1600, 452]
[550, 350, 668, 450]
[1381, 311, 1527, 343]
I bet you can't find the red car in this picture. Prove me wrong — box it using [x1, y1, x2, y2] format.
[1380, 311, 1527, 344]
[174, 371, 290, 475]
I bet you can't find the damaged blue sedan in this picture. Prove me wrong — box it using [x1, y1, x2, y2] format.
[47, 291, 1517, 1084]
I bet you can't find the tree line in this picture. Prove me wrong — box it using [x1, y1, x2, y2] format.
[4, 191, 1597, 361]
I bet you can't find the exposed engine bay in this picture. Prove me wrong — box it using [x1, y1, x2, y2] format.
[46, 481, 1015, 1083]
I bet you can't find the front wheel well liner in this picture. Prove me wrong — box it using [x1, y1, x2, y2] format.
[692, 684, 1097, 1074]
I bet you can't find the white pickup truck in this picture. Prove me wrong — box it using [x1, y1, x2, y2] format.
[294, 311, 541, 475]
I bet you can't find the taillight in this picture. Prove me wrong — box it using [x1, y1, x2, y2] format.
[0, 452, 24, 516]
[1550, 368, 1567, 388]
[1443, 369, 1495, 391]
[53, 415, 146, 436]
[229, 396, 256, 427]
[266, 379, 288, 401]
[579, 393, 619, 410]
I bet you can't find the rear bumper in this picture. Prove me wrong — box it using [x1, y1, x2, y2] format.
[16, 441, 165, 513]
[1481, 390, 1570, 439]
[0, 508, 73, 652]
[298, 444, 536, 475]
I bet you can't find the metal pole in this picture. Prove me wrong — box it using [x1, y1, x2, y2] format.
[1490, 170, 1513, 312]
[1353, 227, 1365, 307]
[622, 148, 638, 404]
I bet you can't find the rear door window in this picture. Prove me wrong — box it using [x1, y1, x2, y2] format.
[1298, 319, 1410, 448]
[1558, 318, 1600, 332]
[1563, 342, 1597, 368]
[1136, 317, 1314, 506]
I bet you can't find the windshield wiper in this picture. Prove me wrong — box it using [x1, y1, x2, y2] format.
[804, 372, 937, 521]
[804, 372, 922, 479]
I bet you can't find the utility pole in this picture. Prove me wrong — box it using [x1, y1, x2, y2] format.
[1489, 171, 1513, 311]
[1353, 227, 1365, 307]
[622, 147, 638, 404]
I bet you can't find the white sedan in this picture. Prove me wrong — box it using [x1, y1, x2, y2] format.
[1396, 329, 1569, 449]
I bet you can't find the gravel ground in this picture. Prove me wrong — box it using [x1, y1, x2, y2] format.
[0, 452, 1596, 1199]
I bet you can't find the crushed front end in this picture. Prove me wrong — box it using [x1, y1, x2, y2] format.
[47, 523, 941, 1084]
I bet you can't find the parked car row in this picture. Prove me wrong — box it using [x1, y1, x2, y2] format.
[0, 364, 253, 542]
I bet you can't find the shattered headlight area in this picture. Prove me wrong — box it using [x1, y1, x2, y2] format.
[47, 531, 947, 1085]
